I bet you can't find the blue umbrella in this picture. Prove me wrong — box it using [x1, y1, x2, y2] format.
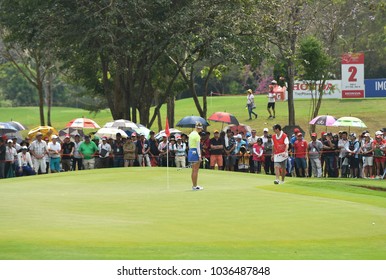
[176, 116, 209, 128]
[0, 122, 18, 135]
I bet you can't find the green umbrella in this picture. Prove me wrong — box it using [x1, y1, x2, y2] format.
[332, 116, 367, 132]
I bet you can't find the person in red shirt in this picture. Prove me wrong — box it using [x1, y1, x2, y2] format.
[271, 124, 289, 184]
[293, 132, 308, 177]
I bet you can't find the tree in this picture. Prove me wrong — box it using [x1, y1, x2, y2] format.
[298, 36, 334, 133]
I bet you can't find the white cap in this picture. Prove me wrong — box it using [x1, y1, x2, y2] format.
[263, 128, 269, 132]
[375, 131, 382, 135]
[271, 80, 277, 84]
[52, 135, 58, 139]
[234, 134, 242, 139]
[7, 139, 13, 143]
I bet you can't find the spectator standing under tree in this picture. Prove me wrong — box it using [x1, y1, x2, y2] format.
[372, 135, 385, 179]
[247, 130, 259, 172]
[148, 131, 159, 167]
[174, 135, 186, 168]
[263, 134, 274, 175]
[112, 133, 124, 167]
[78, 135, 98, 170]
[246, 89, 258, 120]
[123, 136, 136, 167]
[224, 129, 236, 171]
[209, 130, 224, 170]
[188, 122, 204, 190]
[338, 131, 349, 177]
[360, 133, 374, 178]
[47, 135, 62, 173]
[200, 132, 211, 169]
[252, 138, 264, 173]
[308, 133, 323, 178]
[29, 132, 48, 175]
[61, 135, 74, 171]
[72, 134, 83, 171]
[271, 124, 289, 184]
[136, 134, 151, 167]
[293, 132, 308, 177]
[322, 133, 336, 178]
[345, 133, 360, 178]
[5, 139, 17, 178]
[98, 137, 111, 168]
[0, 138, 6, 179]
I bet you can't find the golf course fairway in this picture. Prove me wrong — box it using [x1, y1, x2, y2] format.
[0, 168, 385, 260]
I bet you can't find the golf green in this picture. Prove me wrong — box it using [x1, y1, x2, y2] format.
[0, 168, 385, 260]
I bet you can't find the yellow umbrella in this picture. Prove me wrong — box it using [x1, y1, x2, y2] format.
[28, 126, 58, 140]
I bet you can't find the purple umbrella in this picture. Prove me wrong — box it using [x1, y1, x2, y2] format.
[309, 115, 337, 126]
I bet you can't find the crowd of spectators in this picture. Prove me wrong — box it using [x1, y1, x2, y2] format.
[1, 126, 385, 180]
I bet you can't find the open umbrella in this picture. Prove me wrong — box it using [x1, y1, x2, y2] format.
[6, 121, 28, 131]
[65, 118, 100, 129]
[103, 119, 139, 130]
[95, 127, 128, 140]
[155, 128, 182, 140]
[208, 112, 239, 125]
[176, 116, 209, 128]
[28, 126, 58, 140]
[0, 122, 18, 135]
[223, 124, 252, 135]
[333, 116, 367, 128]
[309, 115, 337, 126]
[58, 127, 85, 141]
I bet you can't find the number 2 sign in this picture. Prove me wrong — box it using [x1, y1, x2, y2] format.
[341, 53, 365, 98]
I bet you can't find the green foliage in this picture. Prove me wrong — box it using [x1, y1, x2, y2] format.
[298, 36, 333, 81]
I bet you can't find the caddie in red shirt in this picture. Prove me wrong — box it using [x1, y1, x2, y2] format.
[271, 124, 289, 184]
[293, 132, 308, 177]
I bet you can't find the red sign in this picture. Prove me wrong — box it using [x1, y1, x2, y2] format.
[342, 90, 364, 98]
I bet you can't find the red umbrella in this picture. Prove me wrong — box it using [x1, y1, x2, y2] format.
[65, 118, 100, 129]
[223, 124, 251, 135]
[208, 112, 239, 125]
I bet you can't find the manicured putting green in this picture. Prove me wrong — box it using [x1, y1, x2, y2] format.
[0, 168, 385, 260]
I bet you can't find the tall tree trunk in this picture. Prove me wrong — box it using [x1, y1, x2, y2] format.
[45, 73, 53, 127]
[36, 64, 45, 126]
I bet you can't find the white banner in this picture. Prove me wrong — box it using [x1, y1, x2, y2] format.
[293, 80, 342, 99]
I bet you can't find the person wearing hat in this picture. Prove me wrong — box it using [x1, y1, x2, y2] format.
[17, 146, 35, 176]
[29, 132, 48, 174]
[234, 134, 247, 171]
[4, 139, 17, 178]
[307, 132, 323, 178]
[271, 124, 289, 184]
[345, 133, 360, 178]
[61, 134, 75, 172]
[267, 80, 283, 119]
[98, 137, 112, 168]
[209, 130, 224, 170]
[372, 134, 385, 179]
[360, 133, 374, 179]
[47, 135, 61, 173]
[78, 135, 98, 170]
[293, 132, 308, 177]
[72, 134, 83, 171]
[136, 133, 151, 167]
[123, 135, 136, 167]
[246, 89, 258, 120]
[0, 138, 6, 179]
[188, 122, 204, 190]
[158, 134, 169, 167]
[174, 135, 187, 168]
[148, 131, 159, 167]
[337, 131, 349, 177]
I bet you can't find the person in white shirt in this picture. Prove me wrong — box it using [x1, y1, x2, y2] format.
[29, 132, 48, 174]
[174, 135, 186, 168]
[17, 146, 35, 176]
[5, 139, 17, 177]
[47, 135, 61, 173]
[98, 137, 112, 168]
[246, 89, 258, 120]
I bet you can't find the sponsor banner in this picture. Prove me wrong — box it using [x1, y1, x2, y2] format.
[365, 79, 386, 98]
[341, 53, 365, 98]
[293, 80, 341, 99]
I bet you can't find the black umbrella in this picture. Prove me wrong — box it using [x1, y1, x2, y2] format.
[176, 116, 209, 128]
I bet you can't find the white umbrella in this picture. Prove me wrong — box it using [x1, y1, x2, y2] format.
[95, 127, 128, 140]
[103, 119, 139, 130]
[155, 128, 182, 140]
